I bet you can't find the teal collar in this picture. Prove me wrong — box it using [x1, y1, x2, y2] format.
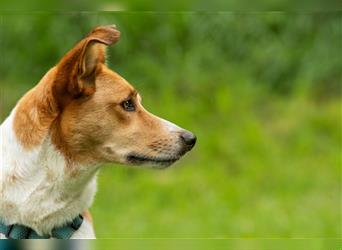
[0, 215, 83, 239]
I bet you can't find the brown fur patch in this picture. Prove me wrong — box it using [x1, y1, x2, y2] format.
[13, 25, 120, 155]
[53, 25, 120, 109]
[13, 68, 59, 149]
[48, 66, 138, 165]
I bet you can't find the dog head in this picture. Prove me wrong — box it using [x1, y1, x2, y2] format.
[49, 25, 196, 168]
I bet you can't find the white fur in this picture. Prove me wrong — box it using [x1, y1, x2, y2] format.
[0, 109, 97, 239]
[160, 118, 182, 132]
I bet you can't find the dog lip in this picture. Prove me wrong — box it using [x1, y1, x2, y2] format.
[126, 154, 180, 165]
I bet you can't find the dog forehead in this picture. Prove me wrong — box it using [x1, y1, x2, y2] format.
[96, 67, 135, 100]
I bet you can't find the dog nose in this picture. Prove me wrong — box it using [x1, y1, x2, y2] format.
[180, 131, 197, 149]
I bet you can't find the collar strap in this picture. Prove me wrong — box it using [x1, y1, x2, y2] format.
[0, 214, 83, 239]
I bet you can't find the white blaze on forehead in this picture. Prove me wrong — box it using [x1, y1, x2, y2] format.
[137, 94, 142, 102]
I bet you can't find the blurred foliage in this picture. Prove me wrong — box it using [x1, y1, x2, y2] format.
[0, 13, 340, 99]
[0, 12, 341, 243]
[0, 0, 341, 11]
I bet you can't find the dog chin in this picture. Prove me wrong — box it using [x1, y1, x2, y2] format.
[125, 153, 180, 169]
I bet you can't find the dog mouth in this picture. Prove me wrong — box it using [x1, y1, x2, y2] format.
[126, 154, 180, 168]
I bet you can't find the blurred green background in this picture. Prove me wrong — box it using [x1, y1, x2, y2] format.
[0, 11, 341, 247]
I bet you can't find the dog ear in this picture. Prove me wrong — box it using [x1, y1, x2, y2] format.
[54, 25, 120, 106]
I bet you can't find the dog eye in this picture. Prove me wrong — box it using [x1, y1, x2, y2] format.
[121, 99, 135, 112]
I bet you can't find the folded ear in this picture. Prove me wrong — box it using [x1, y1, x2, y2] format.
[54, 25, 120, 106]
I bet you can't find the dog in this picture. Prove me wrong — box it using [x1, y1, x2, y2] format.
[0, 25, 196, 239]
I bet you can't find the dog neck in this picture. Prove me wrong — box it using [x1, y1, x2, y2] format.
[0, 71, 99, 235]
